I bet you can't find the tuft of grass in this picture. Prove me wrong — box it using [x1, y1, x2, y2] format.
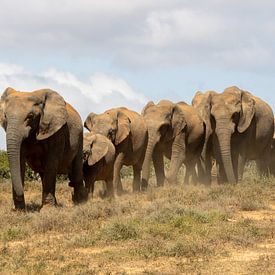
[97, 219, 140, 242]
[1, 226, 27, 241]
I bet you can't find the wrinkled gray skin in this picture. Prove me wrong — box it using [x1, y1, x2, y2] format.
[211, 86, 274, 183]
[83, 133, 115, 197]
[192, 91, 217, 185]
[141, 100, 205, 188]
[0, 87, 88, 210]
[84, 107, 148, 195]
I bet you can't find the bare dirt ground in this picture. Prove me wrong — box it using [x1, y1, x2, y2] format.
[0, 171, 274, 274]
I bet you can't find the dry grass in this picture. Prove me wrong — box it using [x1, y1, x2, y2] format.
[0, 166, 274, 274]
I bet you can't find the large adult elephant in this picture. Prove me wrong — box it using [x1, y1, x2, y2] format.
[141, 100, 205, 188]
[192, 90, 217, 185]
[84, 107, 148, 195]
[211, 86, 274, 183]
[0, 87, 88, 210]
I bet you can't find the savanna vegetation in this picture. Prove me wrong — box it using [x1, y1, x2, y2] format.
[0, 152, 274, 274]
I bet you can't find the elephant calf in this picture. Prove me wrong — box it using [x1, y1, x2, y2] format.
[84, 107, 148, 196]
[83, 133, 115, 197]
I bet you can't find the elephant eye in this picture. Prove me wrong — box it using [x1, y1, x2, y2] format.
[108, 129, 115, 139]
[232, 112, 240, 123]
[27, 112, 34, 119]
[159, 124, 169, 135]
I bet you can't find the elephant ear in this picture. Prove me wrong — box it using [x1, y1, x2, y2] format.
[0, 101, 6, 129]
[84, 112, 97, 132]
[88, 135, 109, 166]
[0, 88, 17, 130]
[115, 111, 131, 145]
[1, 87, 17, 100]
[172, 104, 187, 137]
[191, 91, 203, 107]
[238, 91, 255, 133]
[35, 89, 68, 140]
[141, 101, 155, 116]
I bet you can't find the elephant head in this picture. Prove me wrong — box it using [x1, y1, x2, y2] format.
[84, 108, 131, 145]
[210, 86, 255, 183]
[83, 133, 115, 193]
[0, 87, 68, 201]
[192, 90, 217, 137]
[141, 100, 187, 187]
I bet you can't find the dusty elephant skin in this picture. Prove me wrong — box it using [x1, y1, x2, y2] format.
[0, 87, 88, 210]
[210, 86, 274, 184]
[192, 90, 217, 185]
[84, 107, 148, 195]
[83, 133, 116, 197]
[141, 100, 205, 189]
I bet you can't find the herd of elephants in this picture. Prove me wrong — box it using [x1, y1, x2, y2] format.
[0, 86, 274, 210]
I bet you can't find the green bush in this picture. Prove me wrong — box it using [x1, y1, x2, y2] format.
[0, 150, 39, 181]
[0, 150, 10, 179]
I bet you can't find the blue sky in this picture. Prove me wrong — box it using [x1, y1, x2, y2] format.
[0, 0, 275, 148]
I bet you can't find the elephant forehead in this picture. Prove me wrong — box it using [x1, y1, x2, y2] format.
[146, 104, 171, 115]
[84, 132, 96, 143]
[95, 113, 113, 123]
[6, 95, 29, 108]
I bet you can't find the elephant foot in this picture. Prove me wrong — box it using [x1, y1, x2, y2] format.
[115, 188, 126, 197]
[141, 179, 148, 191]
[13, 195, 26, 211]
[133, 183, 141, 193]
[166, 176, 176, 185]
[42, 193, 58, 208]
[72, 184, 88, 204]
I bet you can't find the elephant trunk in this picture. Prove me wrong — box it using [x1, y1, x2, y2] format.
[167, 134, 186, 184]
[141, 132, 158, 190]
[216, 127, 236, 183]
[6, 124, 25, 200]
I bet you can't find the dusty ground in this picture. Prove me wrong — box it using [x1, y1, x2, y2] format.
[0, 170, 274, 274]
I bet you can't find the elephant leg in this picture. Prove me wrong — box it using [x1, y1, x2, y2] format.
[190, 162, 198, 184]
[211, 159, 218, 184]
[196, 158, 204, 182]
[231, 149, 239, 183]
[99, 181, 108, 198]
[12, 159, 26, 210]
[184, 165, 190, 185]
[105, 177, 114, 198]
[238, 154, 246, 182]
[133, 164, 141, 192]
[256, 160, 268, 177]
[203, 150, 212, 185]
[217, 161, 227, 184]
[113, 152, 124, 196]
[84, 176, 94, 196]
[257, 145, 272, 178]
[184, 159, 197, 185]
[152, 149, 165, 187]
[69, 153, 88, 204]
[41, 171, 57, 207]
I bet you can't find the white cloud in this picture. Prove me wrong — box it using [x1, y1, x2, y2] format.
[43, 69, 147, 104]
[0, 62, 147, 115]
[0, 1, 274, 70]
